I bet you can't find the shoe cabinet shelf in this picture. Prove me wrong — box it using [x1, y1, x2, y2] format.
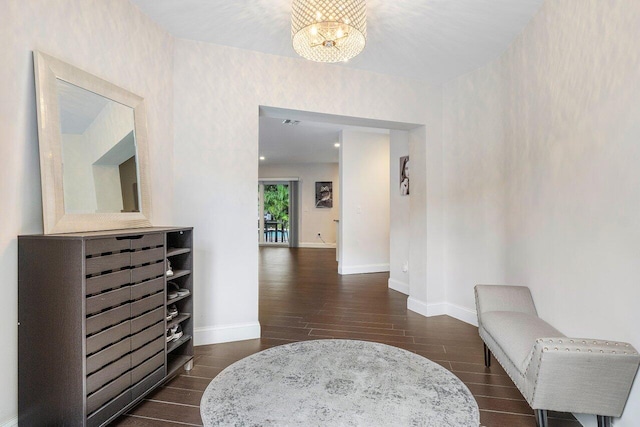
[18, 227, 195, 427]
[165, 229, 194, 377]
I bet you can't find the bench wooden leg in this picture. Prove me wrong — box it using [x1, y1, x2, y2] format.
[535, 409, 548, 427]
[483, 343, 491, 367]
[597, 415, 612, 427]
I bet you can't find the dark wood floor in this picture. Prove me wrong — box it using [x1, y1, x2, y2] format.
[114, 247, 580, 426]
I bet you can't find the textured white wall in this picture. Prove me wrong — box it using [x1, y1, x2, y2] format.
[443, 1, 640, 425]
[389, 131, 410, 293]
[259, 163, 339, 245]
[423, 86, 446, 306]
[442, 59, 507, 313]
[339, 130, 390, 274]
[173, 39, 432, 344]
[0, 0, 174, 423]
[407, 85, 446, 318]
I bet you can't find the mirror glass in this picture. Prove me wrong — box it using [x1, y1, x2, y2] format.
[57, 79, 140, 214]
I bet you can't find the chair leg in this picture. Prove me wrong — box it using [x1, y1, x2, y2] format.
[597, 415, 612, 427]
[483, 343, 491, 367]
[535, 409, 548, 427]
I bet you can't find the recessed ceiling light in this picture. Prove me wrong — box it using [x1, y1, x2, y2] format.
[259, 156, 265, 160]
[334, 143, 340, 147]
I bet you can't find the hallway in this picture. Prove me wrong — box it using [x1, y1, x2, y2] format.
[117, 248, 579, 426]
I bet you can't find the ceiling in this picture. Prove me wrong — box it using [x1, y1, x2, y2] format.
[258, 107, 399, 165]
[259, 116, 395, 165]
[259, 117, 343, 165]
[130, 0, 543, 84]
[129, 0, 543, 162]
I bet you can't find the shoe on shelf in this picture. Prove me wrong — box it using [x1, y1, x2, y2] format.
[167, 304, 178, 319]
[168, 281, 189, 299]
[166, 328, 174, 343]
[170, 325, 183, 342]
[167, 281, 179, 300]
[166, 259, 174, 277]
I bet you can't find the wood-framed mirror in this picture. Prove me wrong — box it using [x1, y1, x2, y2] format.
[33, 51, 152, 234]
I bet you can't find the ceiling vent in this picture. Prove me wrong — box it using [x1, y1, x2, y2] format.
[282, 119, 300, 125]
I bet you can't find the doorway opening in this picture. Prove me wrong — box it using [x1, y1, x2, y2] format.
[258, 180, 299, 247]
[258, 181, 290, 245]
[258, 106, 422, 283]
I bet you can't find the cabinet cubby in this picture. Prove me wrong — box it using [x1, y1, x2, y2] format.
[164, 229, 194, 374]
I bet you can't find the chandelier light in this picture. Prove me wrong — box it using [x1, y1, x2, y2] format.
[291, 0, 367, 63]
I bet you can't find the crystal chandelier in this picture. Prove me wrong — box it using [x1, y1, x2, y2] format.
[291, 0, 367, 63]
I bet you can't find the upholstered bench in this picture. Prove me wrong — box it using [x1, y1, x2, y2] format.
[475, 285, 639, 427]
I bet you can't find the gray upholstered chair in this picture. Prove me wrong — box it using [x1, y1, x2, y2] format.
[475, 284, 640, 427]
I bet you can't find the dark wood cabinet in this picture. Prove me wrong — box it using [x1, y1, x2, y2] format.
[18, 227, 194, 426]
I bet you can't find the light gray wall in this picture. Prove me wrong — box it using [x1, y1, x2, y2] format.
[407, 85, 446, 318]
[442, 59, 506, 318]
[259, 163, 339, 246]
[442, 1, 640, 425]
[389, 131, 410, 293]
[423, 86, 446, 308]
[0, 0, 174, 423]
[339, 130, 390, 275]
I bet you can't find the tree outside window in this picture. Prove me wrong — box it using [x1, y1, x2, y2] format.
[263, 184, 289, 229]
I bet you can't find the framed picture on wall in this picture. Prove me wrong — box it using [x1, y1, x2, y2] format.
[400, 156, 410, 196]
[315, 181, 333, 208]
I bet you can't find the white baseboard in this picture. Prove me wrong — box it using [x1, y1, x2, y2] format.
[298, 242, 336, 249]
[407, 298, 478, 326]
[407, 297, 444, 317]
[338, 263, 390, 275]
[446, 302, 478, 326]
[1, 417, 17, 427]
[388, 278, 409, 295]
[195, 322, 261, 346]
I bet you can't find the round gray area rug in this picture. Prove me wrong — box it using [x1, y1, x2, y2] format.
[201, 339, 479, 426]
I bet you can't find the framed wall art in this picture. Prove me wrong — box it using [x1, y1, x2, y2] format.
[400, 156, 410, 196]
[315, 181, 333, 208]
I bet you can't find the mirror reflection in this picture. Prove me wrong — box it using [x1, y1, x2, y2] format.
[57, 79, 140, 214]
